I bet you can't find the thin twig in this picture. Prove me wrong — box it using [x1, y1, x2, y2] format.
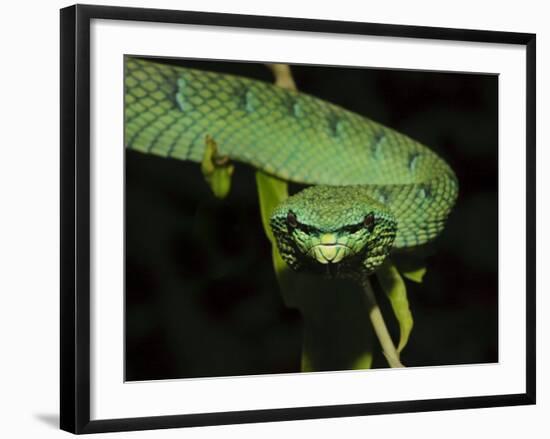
[362, 276, 405, 368]
[266, 64, 297, 91]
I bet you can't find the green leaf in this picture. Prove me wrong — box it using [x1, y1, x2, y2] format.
[376, 262, 414, 353]
[352, 352, 373, 370]
[301, 351, 313, 372]
[255, 171, 289, 280]
[402, 266, 427, 283]
[201, 135, 234, 199]
[209, 166, 234, 199]
[392, 250, 430, 283]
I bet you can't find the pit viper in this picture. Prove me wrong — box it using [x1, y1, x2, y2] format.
[125, 57, 458, 277]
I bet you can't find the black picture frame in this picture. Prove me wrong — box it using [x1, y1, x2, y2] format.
[60, 4, 536, 434]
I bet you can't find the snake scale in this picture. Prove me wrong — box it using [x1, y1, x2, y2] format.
[125, 57, 458, 277]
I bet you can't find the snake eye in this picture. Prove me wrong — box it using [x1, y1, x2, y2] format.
[363, 213, 375, 232]
[287, 211, 298, 229]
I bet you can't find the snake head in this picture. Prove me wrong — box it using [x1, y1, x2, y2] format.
[270, 185, 397, 277]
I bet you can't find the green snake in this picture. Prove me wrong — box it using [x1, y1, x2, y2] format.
[125, 57, 458, 278]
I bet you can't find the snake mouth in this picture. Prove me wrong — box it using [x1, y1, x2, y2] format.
[307, 244, 352, 265]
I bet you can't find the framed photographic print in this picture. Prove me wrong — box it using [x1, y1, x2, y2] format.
[60, 4, 536, 434]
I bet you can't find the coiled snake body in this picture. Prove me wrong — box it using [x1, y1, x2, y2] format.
[125, 58, 458, 277]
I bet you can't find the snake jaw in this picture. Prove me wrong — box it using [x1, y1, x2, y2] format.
[308, 244, 350, 265]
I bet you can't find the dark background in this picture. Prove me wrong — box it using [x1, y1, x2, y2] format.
[125, 58, 498, 381]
